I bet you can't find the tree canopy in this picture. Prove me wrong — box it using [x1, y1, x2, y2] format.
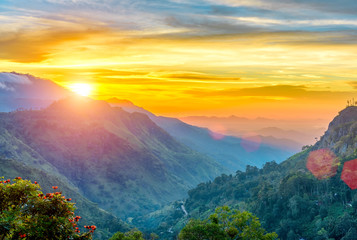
[178, 206, 278, 240]
[0, 177, 96, 240]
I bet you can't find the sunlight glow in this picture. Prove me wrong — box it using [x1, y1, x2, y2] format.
[68, 83, 93, 96]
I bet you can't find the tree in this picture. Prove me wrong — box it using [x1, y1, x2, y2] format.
[178, 219, 227, 240]
[0, 177, 95, 240]
[109, 229, 144, 240]
[178, 206, 278, 240]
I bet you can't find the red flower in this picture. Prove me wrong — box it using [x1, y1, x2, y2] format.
[34, 181, 38, 184]
[52, 186, 58, 189]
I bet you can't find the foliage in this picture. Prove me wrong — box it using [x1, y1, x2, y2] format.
[0, 157, 129, 239]
[109, 229, 145, 240]
[0, 177, 95, 239]
[178, 206, 278, 240]
[157, 153, 357, 239]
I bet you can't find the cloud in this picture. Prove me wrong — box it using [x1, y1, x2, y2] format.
[156, 71, 241, 82]
[204, 0, 357, 15]
[0, 72, 31, 91]
[184, 85, 355, 99]
[348, 81, 357, 89]
[165, 15, 264, 35]
[0, 25, 111, 62]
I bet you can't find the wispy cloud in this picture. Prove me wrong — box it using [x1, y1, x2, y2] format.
[0, 0, 356, 118]
[0, 72, 31, 91]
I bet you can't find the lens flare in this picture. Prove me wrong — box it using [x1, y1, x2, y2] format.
[306, 149, 339, 180]
[341, 159, 357, 189]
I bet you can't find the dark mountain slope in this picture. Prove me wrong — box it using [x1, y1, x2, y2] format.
[0, 97, 223, 219]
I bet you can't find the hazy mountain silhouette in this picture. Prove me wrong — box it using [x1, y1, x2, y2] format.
[108, 98, 294, 171]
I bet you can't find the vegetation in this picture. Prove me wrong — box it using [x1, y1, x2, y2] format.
[155, 151, 357, 239]
[109, 229, 145, 240]
[178, 206, 277, 240]
[0, 157, 129, 239]
[0, 177, 95, 239]
[144, 106, 357, 240]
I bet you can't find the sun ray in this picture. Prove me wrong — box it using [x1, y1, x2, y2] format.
[68, 83, 93, 96]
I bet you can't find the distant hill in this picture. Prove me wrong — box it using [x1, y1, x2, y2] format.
[180, 115, 327, 149]
[153, 106, 357, 239]
[0, 72, 71, 111]
[0, 96, 223, 220]
[108, 98, 294, 171]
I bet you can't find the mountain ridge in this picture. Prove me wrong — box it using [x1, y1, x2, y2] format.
[108, 97, 294, 171]
[0, 96, 224, 220]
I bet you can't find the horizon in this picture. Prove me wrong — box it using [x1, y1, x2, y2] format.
[1, 0, 357, 120]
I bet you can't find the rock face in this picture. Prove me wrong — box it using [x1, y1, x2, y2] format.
[315, 106, 357, 157]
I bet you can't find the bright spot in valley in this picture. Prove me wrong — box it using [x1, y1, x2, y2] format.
[69, 83, 93, 96]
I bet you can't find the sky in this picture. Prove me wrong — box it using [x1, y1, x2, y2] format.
[0, 0, 356, 120]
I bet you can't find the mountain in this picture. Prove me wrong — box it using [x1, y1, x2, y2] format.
[152, 106, 357, 239]
[314, 106, 357, 157]
[107, 98, 294, 171]
[180, 115, 327, 149]
[0, 96, 223, 220]
[0, 72, 71, 112]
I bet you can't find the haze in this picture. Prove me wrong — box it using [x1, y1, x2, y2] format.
[0, 0, 356, 121]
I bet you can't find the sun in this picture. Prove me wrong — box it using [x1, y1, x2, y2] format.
[68, 83, 93, 96]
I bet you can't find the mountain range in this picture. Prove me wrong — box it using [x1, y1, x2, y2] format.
[180, 115, 327, 150]
[0, 96, 224, 219]
[0, 72, 311, 239]
[107, 98, 294, 170]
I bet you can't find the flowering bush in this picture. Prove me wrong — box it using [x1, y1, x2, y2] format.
[0, 177, 96, 239]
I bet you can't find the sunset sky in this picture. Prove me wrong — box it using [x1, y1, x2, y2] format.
[0, 0, 356, 119]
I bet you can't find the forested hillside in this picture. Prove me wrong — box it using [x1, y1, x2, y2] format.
[151, 107, 357, 240]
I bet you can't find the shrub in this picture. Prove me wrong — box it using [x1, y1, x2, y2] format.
[0, 177, 96, 239]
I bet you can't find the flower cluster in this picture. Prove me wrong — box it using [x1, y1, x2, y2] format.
[84, 225, 97, 233]
[1, 177, 97, 239]
[0, 179, 11, 183]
